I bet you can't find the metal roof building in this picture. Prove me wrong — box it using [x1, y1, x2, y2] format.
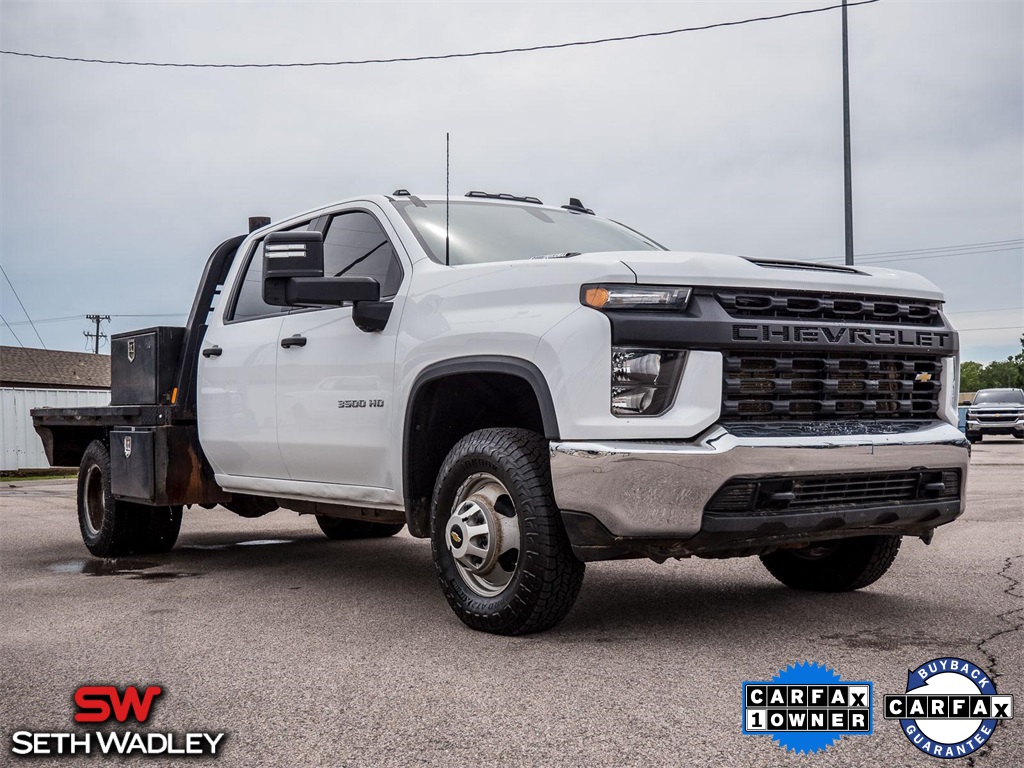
[1, 347, 111, 470]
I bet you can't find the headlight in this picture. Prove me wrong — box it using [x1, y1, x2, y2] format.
[582, 284, 691, 311]
[611, 347, 685, 416]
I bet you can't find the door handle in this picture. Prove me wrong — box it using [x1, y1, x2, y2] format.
[281, 334, 307, 349]
[202, 346, 223, 358]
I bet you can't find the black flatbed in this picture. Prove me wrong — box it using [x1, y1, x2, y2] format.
[31, 405, 193, 428]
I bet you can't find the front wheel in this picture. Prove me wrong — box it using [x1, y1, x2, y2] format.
[77, 440, 182, 557]
[430, 428, 585, 635]
[760, 535, 901, 592]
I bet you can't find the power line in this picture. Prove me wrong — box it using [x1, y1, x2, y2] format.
[957, 326, 1024, 333]
[111, 313, 184, 318]
[0, 1, 880, 68]
[948, 307, 1024, 316]
[814, 241, 1023, 266]
[855, 246, 1023, 265]
[0, 313, 26, 347]
[0, 264, 46, 349]
[855, 238, 1024, 258]
[5, 312, 184, 326]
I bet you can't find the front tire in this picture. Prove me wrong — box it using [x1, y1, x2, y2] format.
[77, 440, 182, 557]
[430, 428, 585, 635]
[760, 535, 901, 592]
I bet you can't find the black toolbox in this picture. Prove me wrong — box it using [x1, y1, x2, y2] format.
[110, 326, 185, 405]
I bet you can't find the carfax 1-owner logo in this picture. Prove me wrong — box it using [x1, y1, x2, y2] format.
[884, 657, 1014, 759]
[742, 661, 873, 754]
[9, 685, 226, 757]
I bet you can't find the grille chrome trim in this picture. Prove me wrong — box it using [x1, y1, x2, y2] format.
[722, 351, 942, 421]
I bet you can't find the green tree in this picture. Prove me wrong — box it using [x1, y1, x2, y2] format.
[959, 361, 984, 393]
[980, 360, 1023, 389]
[958, 335, 1024, 395]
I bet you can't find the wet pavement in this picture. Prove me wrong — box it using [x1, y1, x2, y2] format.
[1, 440, 1022, 767]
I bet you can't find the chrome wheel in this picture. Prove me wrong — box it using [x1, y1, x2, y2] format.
[84, 465, 105, 536]
[444, 472, 521, 598]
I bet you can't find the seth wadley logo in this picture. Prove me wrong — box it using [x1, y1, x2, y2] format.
[10, 686, 226, 758]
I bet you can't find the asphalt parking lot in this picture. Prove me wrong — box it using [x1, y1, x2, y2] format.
[2, 441, 1021, 767]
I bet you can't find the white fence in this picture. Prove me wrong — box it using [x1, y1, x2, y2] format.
[1, 388, 110, 470]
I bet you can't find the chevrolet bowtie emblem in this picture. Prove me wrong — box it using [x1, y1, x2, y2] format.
[915, 372, 933, 383]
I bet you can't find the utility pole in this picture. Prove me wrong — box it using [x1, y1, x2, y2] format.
[84, 314, 110, 354]
[842, 0, 855, 266]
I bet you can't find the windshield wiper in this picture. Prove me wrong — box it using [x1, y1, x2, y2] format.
[334, 241, 388, 277]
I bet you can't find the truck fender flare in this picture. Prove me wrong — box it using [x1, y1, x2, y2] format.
[401, 355, 560, 536]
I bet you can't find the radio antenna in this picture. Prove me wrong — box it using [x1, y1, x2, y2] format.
[445, 131, 450, 266]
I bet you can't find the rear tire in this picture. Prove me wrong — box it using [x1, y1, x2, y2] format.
[760, 535, 901, 592]
[316, 516, 404, 539]
[430, 428, 585, 635]
[77, 440, 182, 557]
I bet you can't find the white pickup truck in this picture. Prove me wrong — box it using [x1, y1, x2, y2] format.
[33, 191, 970, 635]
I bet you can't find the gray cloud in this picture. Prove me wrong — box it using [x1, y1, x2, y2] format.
[1, 0, 1021, 362]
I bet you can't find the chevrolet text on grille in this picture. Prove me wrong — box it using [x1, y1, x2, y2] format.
[731, 324, 953, 347]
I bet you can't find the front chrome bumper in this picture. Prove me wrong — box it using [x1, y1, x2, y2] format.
[966, 417, 1024, 435]
[550, 421, 969, 539]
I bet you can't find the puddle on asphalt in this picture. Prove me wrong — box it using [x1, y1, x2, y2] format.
[236, 539, 293, 546]
[178, 538, 295, 551]
[48, 558, 197, 580]
[48, 539, 295, 578]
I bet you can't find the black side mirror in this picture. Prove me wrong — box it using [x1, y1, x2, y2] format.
[263, 231, 380, 307]
[263, 231, 324, 306]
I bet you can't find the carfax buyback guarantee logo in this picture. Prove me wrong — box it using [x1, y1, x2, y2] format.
[742, 661, 872, 754]
[884, 657, 1014, 759]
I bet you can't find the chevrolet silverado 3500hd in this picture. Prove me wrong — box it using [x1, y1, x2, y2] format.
[33, 191, 970, 635]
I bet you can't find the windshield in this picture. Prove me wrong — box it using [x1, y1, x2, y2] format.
[973, 390, 1024, 405]
[392, 200, 663, 265]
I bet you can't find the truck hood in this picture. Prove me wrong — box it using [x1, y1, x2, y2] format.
[565, 251, 946, 302]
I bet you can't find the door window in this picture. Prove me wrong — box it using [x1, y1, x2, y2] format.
[322, 212, 403, 298]
[229, 222, 312, 322]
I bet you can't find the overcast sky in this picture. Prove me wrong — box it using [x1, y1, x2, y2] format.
[2, 0, 1021, 363]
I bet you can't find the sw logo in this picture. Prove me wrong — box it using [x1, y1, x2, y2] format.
[9, 685, 226, 758]
[742, 661, 873, 755]
[74, 685, 161, 723]
[885, 657, 1014, 759]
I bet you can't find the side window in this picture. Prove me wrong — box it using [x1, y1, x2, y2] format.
[230, 222, 310, 322]
[323, 211, 403, 298]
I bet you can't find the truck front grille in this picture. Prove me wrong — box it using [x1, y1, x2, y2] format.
[706, 469, 961, 514]
[722, 351, 942, 421]
[973, 413, 1020, 424]
[716, 290, 941, 326]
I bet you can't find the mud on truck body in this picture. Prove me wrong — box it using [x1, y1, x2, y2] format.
[33, 191, 970, 635]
